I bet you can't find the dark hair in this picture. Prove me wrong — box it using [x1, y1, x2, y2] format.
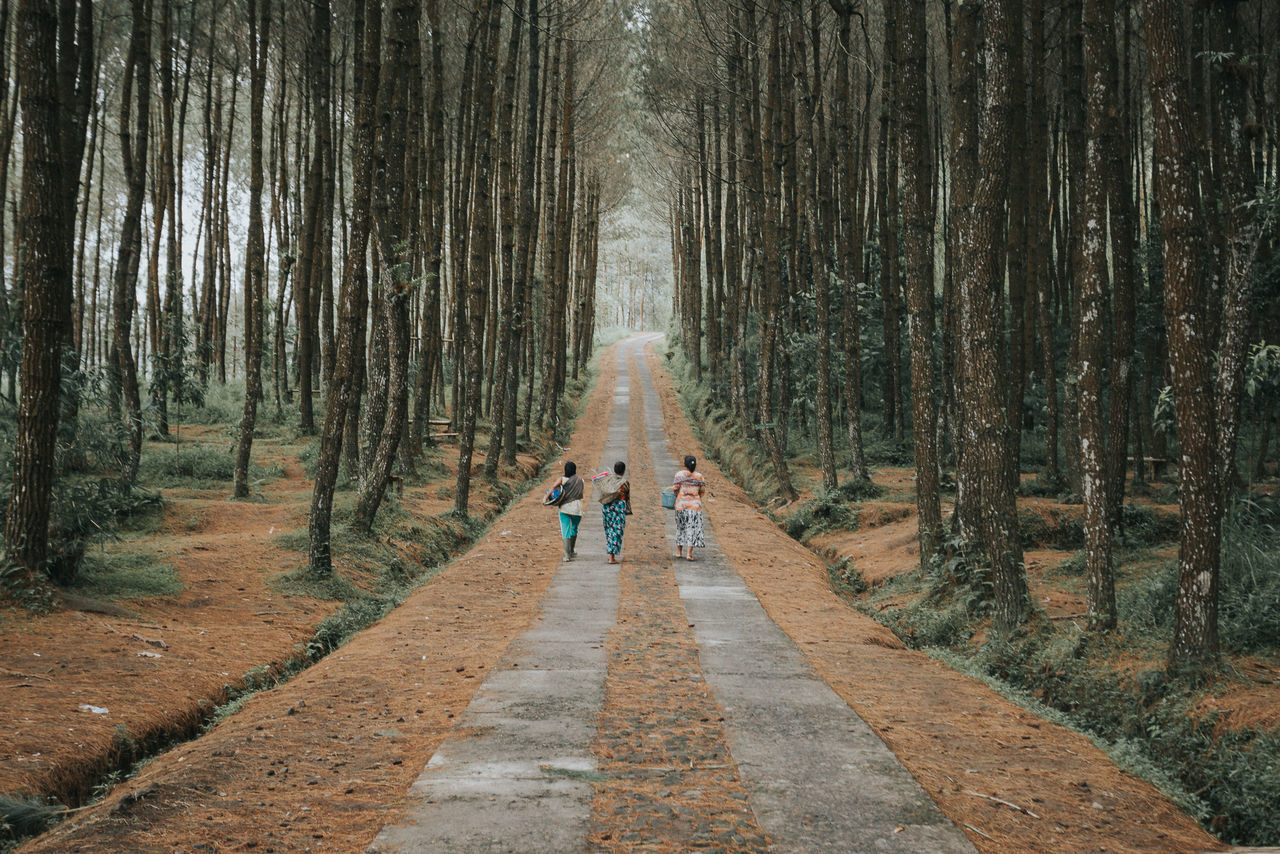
[614, 460, 626, 475]
[684, 455, 697, 472]
[564, 461, 577, 477]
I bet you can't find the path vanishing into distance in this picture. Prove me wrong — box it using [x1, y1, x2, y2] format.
[369, 336, 971, 853]
[25, 337, 1221, 854]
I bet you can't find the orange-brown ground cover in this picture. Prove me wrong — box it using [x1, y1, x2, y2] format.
[642, 343, 1227, 854]
[2, 339, 1262, 853]
[4, 355, 614, 852]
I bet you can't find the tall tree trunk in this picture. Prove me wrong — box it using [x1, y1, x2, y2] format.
[54, 0, 92, 456]
[502, 0, 539, 467]
[959, 0, 1029, 634]
[454, 0, 501, 517]
[1104, 7, 1137, 526]
[112, 0, 151, 485]
[1208, 0, 1262, 507]
[1144, 0, 1221, 672]
[899, 0, 942, 568]
[756, 3, 797, 502]
[949, 0, 980, 538]
[791, 14, 836, 493]
[1005, 0, 1029, 490]
[4, 0, 71, 591]
[832, 1, 868, 482]
[1063, 0, 1086, 495]
[1028, 0, 1059, 487]
[485, 0, 523, 476]
[1080, 0, 1116, 631]
[310, 0, 379, 572]
[234, 0, 270, 499]
[294, 0, 330, 434]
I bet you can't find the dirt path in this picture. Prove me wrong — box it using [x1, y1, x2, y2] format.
[19, 353, 620, 853]
[640, 341, 1222, 854]
[18, 336, 1225, 853]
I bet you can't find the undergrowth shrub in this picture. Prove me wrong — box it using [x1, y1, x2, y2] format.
[782, 491, 859, 541]
[1117, 564, 1177, 638]
[1018, 505, 1084, 548]
[1118, 503, 1180, 547]
[879, 597, 973, 649]
[0, 398, 163, 589]
[1117, 498, 1280, 656]
[44, 479, 164, 584]
[0, 794, 63, 846]
[308, 594, 398, 657]
[877, 580, 1280, 846]
[826, 557, 868, 598]
[979, 631, 1280, 845]
[1021, 475, 1066, 498]
[1218, 497, 1280, 654]
[833, 478, 884, 502]
[173, 381, 244, 425]
[1048, 550, 1086, 577]
[861, 432, 912, 466]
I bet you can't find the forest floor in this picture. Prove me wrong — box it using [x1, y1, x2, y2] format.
[0, 336, 1258, 853]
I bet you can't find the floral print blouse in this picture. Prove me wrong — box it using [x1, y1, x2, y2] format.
[672, 469, 706, 512]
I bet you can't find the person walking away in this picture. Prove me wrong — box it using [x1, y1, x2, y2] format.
[595, 461, 632, 564]
[673, 455, 706, 560]
[554, 461, 585, 560]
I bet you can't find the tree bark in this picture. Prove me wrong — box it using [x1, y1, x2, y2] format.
[959, 0, 1030, 634]
[453, 0, 501, 518]
[1080, 0, 1116, 631]
[899, 0, 942, 567]
[309, 0, 379, 573]
[112, 0, 151, 485]
[1144, 0, 1221, 672]
[4, 0, 69, 591]
[234, 0, 271, 500]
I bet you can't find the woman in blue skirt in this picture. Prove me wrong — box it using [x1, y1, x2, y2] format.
[553, 461, 585, 560]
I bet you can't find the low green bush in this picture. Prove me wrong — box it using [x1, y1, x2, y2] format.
[1018, 506, 1084, 549]
[0, 793, 63, 846]
[1218, 499, 1280, 654]
[782, 491, 859, 541]
[173, 381, 245, 425]
[1118, 503, 1180, 547]
[833, 477, 884, 502]
[879, 598, 974, 649]
[826, 556, 868, 598]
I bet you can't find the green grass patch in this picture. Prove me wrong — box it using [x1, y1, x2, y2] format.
[71, 549, 183, 600]
[139, 445, 283, 489]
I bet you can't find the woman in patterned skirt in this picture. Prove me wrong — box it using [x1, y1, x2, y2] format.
[672, 455, 706, 560]
[595, 460, 632, 564]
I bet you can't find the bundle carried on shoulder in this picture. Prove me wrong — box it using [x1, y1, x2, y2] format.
[544, 475, 584, 508]
[595, 473, 629, 506]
